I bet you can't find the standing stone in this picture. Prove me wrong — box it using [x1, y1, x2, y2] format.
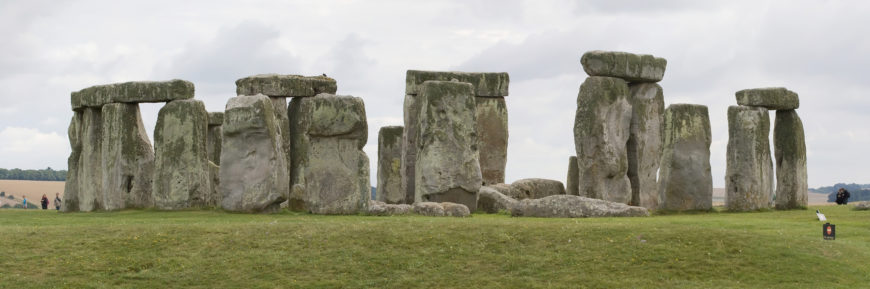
[401, 94, 420, 204]
[774, 110, 808, 210]
[289, 94, 370, 214]
[658, 104, 712, 211]
[627, 83, 665, 209]
[414, 81, 482, 210]
[208, 161, 220, 207]
[580, 51, 667, 83]
[207, 112, 223, 165]
[269, 97, 292, 192]
[566, 156, 579, 196]
[725, 106, 774, 211]
[62, 112, 83, 212]
[219, 94, 289, 213]
[573, 76, 632, 203]
[78, 107, 104, 212]
[735, 87, 799, 110]
[101, 103, 154, 210]
[377, 126, 404, 204]
[475, 97, 508, 185]
[152, 99, 209, 210]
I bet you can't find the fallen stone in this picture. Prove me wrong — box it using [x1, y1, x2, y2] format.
[413, 202, 470, 217]
[441, 202, 471, 217]
[152, 99, 209, 210]
[477, 186, 519, 213]
[854, 201, 870, 210]
[580, 51, 667, 83]
[367, 200, 413, 216]
[71, 79, 195, 109]
[573, 76, 632, 203]
[377, 126, 405, 204]
[510, 178, 566, 200]
[475, 97, 508, 185]
[735, 87, 799, 110]
[566, 156, 579, 196]
[510, 195, 649, 218]
[774, 110, 808, 210]
[486, 183, 513, 196]
[207, 112, 223, 165]
[101, 103, 154, 210]
[405, 70, 509, 97]
[235, 74, 337, 97]
[627, 83, 665, 210]
[725, 106, 774, 211]
[658, 104, 713, 211]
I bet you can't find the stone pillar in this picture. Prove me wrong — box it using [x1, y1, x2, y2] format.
[414, 81, 482, 210]
[658, 104, 712, 211]
[566, 156, 579, 196]
[219, 94, 289, 213]
[401, 93, 421, 204]
[725, 106, 773, 211]
[207, 112, 223, 165]
[101, 103, 155, 210]
[475, 97, 508, 185]
[61, 112, 82, 212]
[627, 83, 665, 209]
[573, 76, 632, 203]
[152, 99, 209, 210]
[78, 107, 104, 212]
[774, 110, 808, 209]
[377, 126, 404, 204]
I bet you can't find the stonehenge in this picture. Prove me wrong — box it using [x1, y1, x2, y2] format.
[376, 126, 404, 204]
[658, 104, 713, 211]
[152, 99, 210, 210]
[510, 195, 650, 218]
[774, 110, 808, 209]
[565, 156, 579, 196]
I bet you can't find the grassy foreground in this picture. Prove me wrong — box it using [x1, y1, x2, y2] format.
[0, 205, 868, 288]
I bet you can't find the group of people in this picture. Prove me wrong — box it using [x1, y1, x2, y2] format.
[21, 193, 61, 210]
[835, 188, 851, 205]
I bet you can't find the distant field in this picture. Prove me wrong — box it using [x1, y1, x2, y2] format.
[712, 188, 831, 206]
[0, 205, 868, 288]
[0, 180, 64, 207]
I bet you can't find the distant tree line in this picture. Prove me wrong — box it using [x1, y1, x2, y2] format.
[811, 183, 870, 203]
[0, 167, 67, 181]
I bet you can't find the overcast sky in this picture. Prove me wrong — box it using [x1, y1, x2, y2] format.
[1, 0, 868, 188]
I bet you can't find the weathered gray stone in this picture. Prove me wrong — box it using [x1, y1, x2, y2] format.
[78, 107, 104, 212]
[627, 83, 665, 210]
[61, 112, 83, 212]
[401, 94, 420, 205]
[235, 74, 337, 97]
[367, 200, 413, 216]
[580, 51, 667, 83]
[101, 103, 154, 210]
[477, 186, 519, 213]
[441, 202, 471, 217]
[268, 96, 292, 202]
[206, 113, 223, 165]
[152, 99, 209, 210]
[377, 126, 404, 204]
[510, 195, 650, 218]
[288, 94, 369, 214]
[208, 161, 220, 207]
[774, 110, 808, 210]
[405, 70, 509, 97]
[414, 81, 482, 210]
[475, 97, 508, 185]
[219, 94, 289, 213]
[510, 178, 566, 200]
[854, 201, 870, 210]
[207, 111, 224, 125]
[736, 87, 799, 110]
[658, 104, 713, 211]
[725, 106, 774, 211]
[71, 79, 194, 109]
[566, 156, 580, 196]
[487, 183, 513, 196]
[413, 202, 470, 217]
[573, 76, 632, 203]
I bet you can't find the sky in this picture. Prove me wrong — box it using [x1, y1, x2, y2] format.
[1, 0, 868, 189]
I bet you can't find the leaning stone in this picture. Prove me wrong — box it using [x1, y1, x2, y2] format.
[101, 103, 154, 210]
[573, 76, 632, 203]
[580, 51, 667, 83]
[566, 156, 580, 196]
[627, 83, 665, 209]
[235, 74, 337, 97]
[405, 70, 509, 97]
[77, 107, 104, 212]
[658, 104, 713, 211]
[510, 195, 649, 218]
[725, 106, 774, 211]
[152, 99, 209, 210]
[475, 97, 508, 185]
[367, 200, 413, 216]
[854, 201, 870, 210]
[735, 87, 799, 110]
[62, 112, 83, 212]
[377, 126, 405, 204]
[477, 186, 519, 213]
[219, 94, 289, 213]
[414, 81, 482, 210]
[206, 112, 223, 165]
[510, 178, 566, 200]
[774, 110, 808, 210]
[71, 79, 194, 109]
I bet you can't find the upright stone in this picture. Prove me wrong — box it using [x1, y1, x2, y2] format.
[580, 51, 667, 83]
[627, 83, 665, 209]
[566, 156, 579, 196]
[401, 93, 421, 204]
[774, 110, 808, 210]
[573, 76, 632, 203]
[736, 87, 799, 110]
[101, 103, 155, 210]
[475, 97, 508, 185]
[414, 81, 482, 210]
[725, 106, 774, 211]
[377, 126, 404, 204]
[219, 94, 289, 213]
[78, 107, 104, 212]
[207, 112, 223, 165]
[62, 112, 83, 212]
[152, 99, 209, 210]
[658, 104, 712, 211]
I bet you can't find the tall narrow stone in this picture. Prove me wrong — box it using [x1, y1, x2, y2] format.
[566, 156, 579, 196]
[725, 106, 773, 211]
[101, 103, 154, 210]
[61, 112, 83, 212]
[414, 81, 482, 210]
[573, 76, 632, 203]
[475, 97, 508, 185]
[207, 112, 223, 165]
[774, 110, 808, 210]
[627, 83, 665, 210]
[219, 94, 289, 213]
[269, 97, 292, 191]
[658, 104, 712, 211]
[377, 126, 404, 204]
[152, 99, 209, 210]
[401, 93, 421, 204]
[78, 107, 104, 212]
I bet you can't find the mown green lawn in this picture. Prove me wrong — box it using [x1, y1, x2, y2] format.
[0, 205, 867, 288]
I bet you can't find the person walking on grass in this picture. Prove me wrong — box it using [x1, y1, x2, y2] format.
[54, 193, 61, 210]
[41, 194, 49, 210]
[22, 196, 27, 209]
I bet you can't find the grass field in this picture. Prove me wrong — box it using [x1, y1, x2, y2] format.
[0, 205, 868, 288]
[0, 180, 64, 208]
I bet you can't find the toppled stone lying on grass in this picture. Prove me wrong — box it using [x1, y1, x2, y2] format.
[413, 202, 470, 217]
[477, 186, 519, 213]
[509, 178, 566, 200]
[735, 87, 799, 110]
[580, 51, 667, 83]
[367, 200, 413, 216]
[510, 195, 649, 218]
[853, 201, 870, 210]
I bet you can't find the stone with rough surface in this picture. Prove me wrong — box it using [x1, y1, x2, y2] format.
[101, 103, 154, 210]
[152, 99, 209, 210]
[405, 70, 509, 97]
[62, 112, 83, 212]
[367, 200, 413, 216]
[854, 201, 870, 210]
[413, 202, 470, 217]
[736, 87, 799, 110]
[573, 76, 632, 203]
[207, 112, 223, 165]
[627, 83, 664, 209]
[208, 112, 224, 125]
[475, 97, 508, 185]
[510, 195, 649, 218]
[72, 79, 194, 109]
[566, 156, 579, 196]
[401, 94, 420, 204]
[477, 186, 519, 213]
[235, 74, 336, 97]
[377, 126, 405, 204]
[658, 104, 712, 211]
[208, 161, 220, 207]
[580, 51, 667, 83]
[774, 110, 808, 210]
[77, 108, 104, 212]
[726, 106, 774, 211]
[510, 178, 566, 200]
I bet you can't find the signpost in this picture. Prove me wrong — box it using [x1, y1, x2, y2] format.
[823, 223, 836, 240]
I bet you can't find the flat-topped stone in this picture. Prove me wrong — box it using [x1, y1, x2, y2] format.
[71, 79, 194, 109]
[580, 51, 667, 83]
[208, 112, 224, 126]
[735, 87, 799, 110]
[235, 74, 337, 97]
[405, 70, 509, 97]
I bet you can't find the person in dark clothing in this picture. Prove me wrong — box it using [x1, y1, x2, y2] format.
[54, 193, 62, 210]
[41, 194, 49, 210]
[835, 188, 851, 205]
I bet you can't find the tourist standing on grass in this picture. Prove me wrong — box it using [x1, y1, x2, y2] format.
[22, 196, 27, 209]
[836, 188, 851, 205]
[54, 193, 61, 210]
[41, 194, 49, 210]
